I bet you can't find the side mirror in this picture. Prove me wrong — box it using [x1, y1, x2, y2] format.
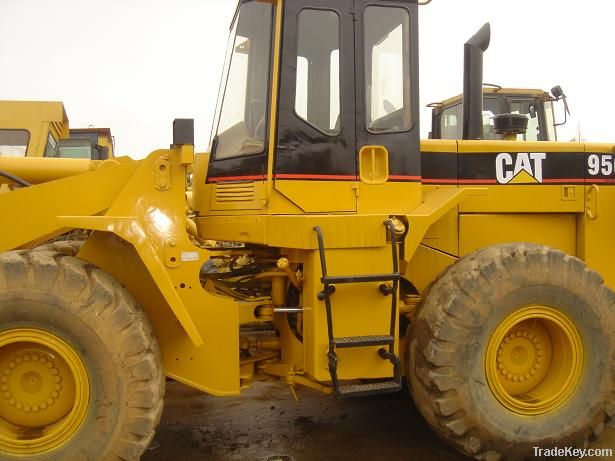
[529, 104, 537, 119]
[550, 85, 570, 127]
[551, 85, 565, 99]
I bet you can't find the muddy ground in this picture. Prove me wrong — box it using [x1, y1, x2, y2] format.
[143, 380, 615, 461]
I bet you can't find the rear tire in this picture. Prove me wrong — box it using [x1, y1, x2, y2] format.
[407, 243, 615, 460]
[0, 250, 164, 461]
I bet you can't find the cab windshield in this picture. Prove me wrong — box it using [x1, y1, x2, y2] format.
[211, 1, 274, 160]
[56, 139, 93, 159]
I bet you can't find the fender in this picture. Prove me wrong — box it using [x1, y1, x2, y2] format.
[0, 147, 241, 395]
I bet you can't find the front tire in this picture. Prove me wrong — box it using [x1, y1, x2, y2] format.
[407, 243, 615, 460]
[0, 250, 164, 460]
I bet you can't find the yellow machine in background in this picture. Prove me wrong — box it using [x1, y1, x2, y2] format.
[0, 2, 613, 461]
[0, 101, 115, 189]
[0, 101, 69, 158]
[62, 128, 115, 160]
[0, 100, 114, 160]
[428, 84, 569, 141]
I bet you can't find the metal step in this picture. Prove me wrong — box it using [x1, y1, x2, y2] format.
[338, 381, 402, 398]
[334, 335, 394, 348]
[324, 273, 400, 284]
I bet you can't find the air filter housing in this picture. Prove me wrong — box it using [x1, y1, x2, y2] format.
[494, 113, 528, 136]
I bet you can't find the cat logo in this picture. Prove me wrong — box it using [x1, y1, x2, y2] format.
[495, 152, 546, 184]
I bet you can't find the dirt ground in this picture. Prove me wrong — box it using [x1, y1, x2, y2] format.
[143, 380, 615, 461]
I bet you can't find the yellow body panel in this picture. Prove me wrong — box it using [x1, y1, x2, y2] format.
[0, 157, 137, 250]
[578, 186, 615, 288]
[405, 244, 456, 294]
[0, 101, 69, 157]
[577, 143, 615, 288]
[197, 214, 386, 249]
[460, 184, 584, 213]
[422, 207, 458, 256]
[274, 180, 356, 212]
[420, 139, 457, 153]
[459, 214, 577, 257]
[358, 182, 422, 214]
[0, 157, 101, 185]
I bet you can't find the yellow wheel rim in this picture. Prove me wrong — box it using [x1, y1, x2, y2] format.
[0, 329, 89, 455]
[485, 306, 583, 415]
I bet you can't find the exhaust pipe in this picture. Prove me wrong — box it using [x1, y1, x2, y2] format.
[462, 23, 491, 140]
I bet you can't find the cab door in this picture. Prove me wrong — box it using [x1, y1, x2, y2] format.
[275, 0, 356, 212]
[353, 1, 422, 213]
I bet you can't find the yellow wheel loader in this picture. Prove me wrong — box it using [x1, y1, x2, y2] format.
[0, 2, 613, 460]
[428, 84, 569, 141]
[0, 101, 114, 162]
[0, 101, 69, 160]
[0, 101, 115, 189]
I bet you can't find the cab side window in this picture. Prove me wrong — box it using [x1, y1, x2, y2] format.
[44, 133, 57, 157]
[440, 103, 462, 139]
[510, 100, 540, 141]
[0, 129, 29, 157]
[439, 98, 501, 140]
[364, 6, 412, 133]
[482, 98, 501, 140]
[294, 9, 341, 135]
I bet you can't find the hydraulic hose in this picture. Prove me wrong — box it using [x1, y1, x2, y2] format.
[0, 170, 31, 187]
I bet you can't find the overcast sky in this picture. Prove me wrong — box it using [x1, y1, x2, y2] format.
[0, 0, 611, 158]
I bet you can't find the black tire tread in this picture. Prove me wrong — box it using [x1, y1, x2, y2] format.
[407, 243, 615, 460]
[33, 240, 84, 256]
[0, 249, 164, 461]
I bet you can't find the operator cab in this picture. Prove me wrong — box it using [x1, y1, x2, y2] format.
[54, 129, 114, 160]
[0, 101, 69, 158]
[429, 85, 568, 142]
[201, 0, 421, 216]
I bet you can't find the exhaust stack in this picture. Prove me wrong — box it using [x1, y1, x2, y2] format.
[462, 23, 491, 140]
